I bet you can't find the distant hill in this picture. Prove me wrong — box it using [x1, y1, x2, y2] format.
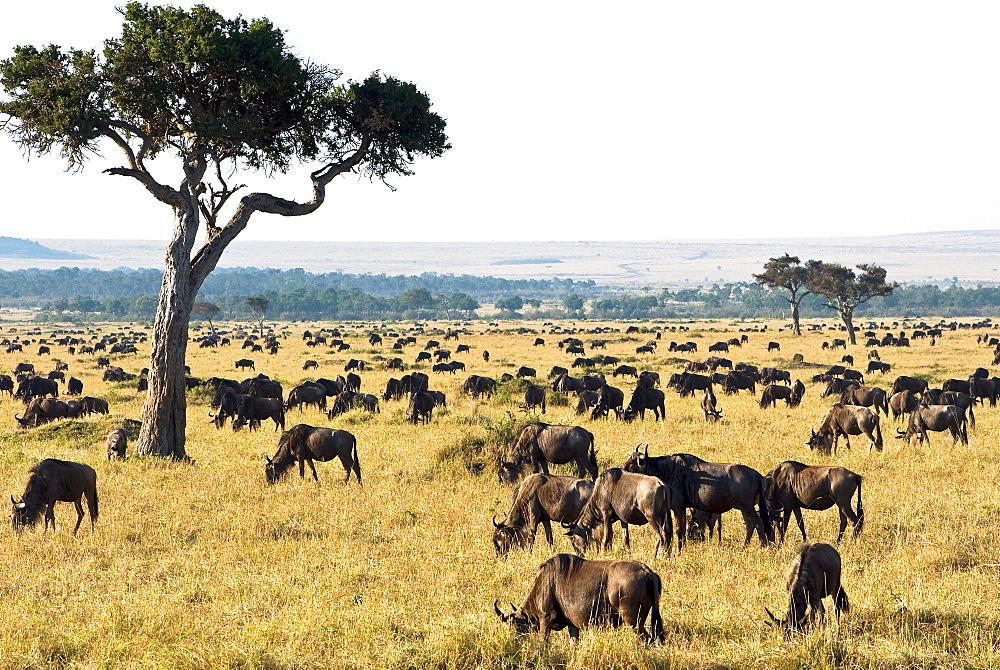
[0, 237, 89, 260]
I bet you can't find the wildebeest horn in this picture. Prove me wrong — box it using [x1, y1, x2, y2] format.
[764, 607, 782, 626]
[643, 444, 649, 457]
[634, 444, 641, 453]
[493, 600, 506, 621]
[560, 521, 574, 529]
[492, 514, 504, 529]
[10, 495, 15, 505]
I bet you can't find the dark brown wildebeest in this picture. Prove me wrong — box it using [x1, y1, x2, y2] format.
[821, 378, 859, 398]
[344, 359, 366, 372]
[47, 370, 64, 382]
[548, 365, 568, 379]
[942, 378, 971, 395]
[482, 350, 490, 362]
[434, 349, 451, 361]
[415, 351, 432, 363]
[581, 373, 606, 391]
[841, 354, 854, 366]
[302, 360, 318, 370]
[612, 365, 638, 378]
[840, 386, 889, 415]
[591, 385, 625, 420]
[767, 341, 780, 352]
[11, 459, 98, 535]
[677, 372, 713, 397]
[574, 391, 599, 416]
[494, 553, 665, 646]
[765, 543, 850, 638]
[622, 448, 773, 552]
[66, 377, 83, 395]
[723, 371, 757, 395]
[868, 349, 880, 360]
[235, 358, 255, 371]
[566, 345, 586, 356]
[922, 389, 977, 428]
[891, 375, 928, 397]
[265, 424, 360, 485]
[286, 384, 327, 412]
[14, 376, 59, 403]
[687, 509, 722, 542]
[383, 378, 403, 402]
[622, 386, 665, 422]
[701, 387, 722, 422]
[498, 423, 597, 483]
[705, 356, 732, 371]
[232, 395, 286, 432]
[867, 361, 891, 374]
[830, 339, 847, 350]
[523, 385, 547, 414]
[79, 396, 110, 416]
[685, 361, 709, 373]
[553, 374, 585, 394]
[764, 461, 863, 543]
[808, 404, 883, 454]
[516, 366, 536, 378]
[383, 357, 404, 371]
[968, 377, 999, 407]
[492, 474, 594, 555]
[15, 397, 69, 428]
[106, 428, 127, 460]
[407, 390, 435, 424]
[533, 338, 545, 346]
[889, 390, 919, 420]
[0, 374, 13, 396]
[345, 372, 362, 392]
[897, 405, 968, 446]
[13, 362, 34, 376]
[708, 341, 729, 353]
[759, 384, 802, 409]
[563, 469, 670, 558]
[637, 371, 659, 388]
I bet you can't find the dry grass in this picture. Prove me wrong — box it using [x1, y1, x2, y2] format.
[0, 318, 997, 669]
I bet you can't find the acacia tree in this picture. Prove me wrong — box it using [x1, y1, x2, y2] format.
[191, 301, 220, 335]
[245, 296, 268, 336]
[0, 4, 449, 458]
[807, 263, 897, 345]
[753, 254, 814, 336]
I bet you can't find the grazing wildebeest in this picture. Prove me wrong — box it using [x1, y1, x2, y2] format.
[708, 341, 729, 353]
[265, 424, 361, 484]
[723, 371, 757, 395]
[106, 428, 128, 460]
[922, 389, 977, 428]
[232, 395, 286, 432]
[897, 405, 968, 446]
[891, 375, 928, 397]
[533, 338, 545, 346]
[494, 553, 665, 646]
[677, 372, 713, 397]
[14, 376, 59, 403]
[523, 385, 547, 414]
[492, 474, 594, 555]
[765, 543, 850, 638]
[553, 374, 585, 394]
[759, 384, 802, 409]
[840, 386, 889, 415]
[235, 358, 255, 371]
[866, 361, 891, 375]
[10, 459, 98, 535]
[498, 423, 597, 483]
[383, 377, 403, 402]
[591, 385, 624, 420]
[15, 397, 69, 428]
[286, 383, 327, 412]
[622, 447, 773, 552]
[415, 351, 432, 363]
[66, 377, 83, 396]
[547, 365, 568, 379]
[581, 373, 606, 391]
[13, 362, 34, 376]
[808, 404, 883, 454]
[764, 461, 863, 543]
[637, 371, 660, 388]
[968, 377, 999, 407]
[612, 365, 638, 378]
[563, 469, 670, 558]
[767, 341, 780, 352]
[821, 378, 859, 398]
[79, 396, 110, 416]
[516, 366, 536, 378]
[701, 387, 722, 422]
[574, 391, 599, 416]
[622, 386, 665, 422]
[382, 357, 404, 371]
[687, 509, 722, 543]
[302, 360, 318, 370]
[407, 390, 435, 424]
[761, 367, 791, 385]
[889, 390, 919, 420]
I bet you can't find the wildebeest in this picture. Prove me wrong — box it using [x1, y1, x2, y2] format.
[516, 366, 536, 378]
[765, 543, 849, 638]
[591, 384, 624, 420]
[840, 386, 889, 415]
[574, 391, 599, 416]
[286, 383, 327, 412]
[701, 387, 722, 422]
[14, 375, 59, 403]
[612, 365, 638, 378]
[462, 375, 497, 399]
[79, 396, 110, 416]
[723, 371, 756, 395]
[891, 375, 928, 397]
[232, 395, 286, 432]
[764, 461, 863, 543]
[922, 389, 977, 428]
[622, 386, 665, 422]
[106, 428, 128, 460]
[494, 553, 664, 646]
[563, 469, 670, 559]
[66, 377, 83, 395]
[498, 423, 597, 483]
[10, 459, 98, 535]
[637, 370, 660, 388]
[897, 405, 968, 446]
[867, 361, 891, 375]
[265, 424, 361, 484]
[761, 367, 791, 385]
[759, 384, 802, 409]
[235, 358, 255, 371]
[821, 378, 859, 398]
[889, 390, 919, 420]
[677, 372, 713, 397]
[533, 338, 545, 346]
[968, 377, 999, 407]
[523, 385, 547, 414]
[767, 341, 780, 352]
[492, 474, 594, 555]
[302, 359, 318, 370]
[708, 341, 729, 353]
[622, 448, 773, 552]
[407, 390, 435, 424]
[548, 365, 568, 379]
[0, 374, 13, 396]
[15, 397, 69, 428]
[808, 404, 883, 454]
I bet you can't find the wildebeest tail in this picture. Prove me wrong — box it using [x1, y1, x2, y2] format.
[835, 586, 851, 616]
[855, 479, 864, 536]
[647, 572, 666, 644]
[874, 418, 883, 451]
[351, 435, 362, 485]
[960, 411, 969, 445]
[589, 438, 597, 474]
[757, 476, 775, 544]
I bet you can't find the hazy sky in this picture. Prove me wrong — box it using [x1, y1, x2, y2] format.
[2, 1, 1000, 242]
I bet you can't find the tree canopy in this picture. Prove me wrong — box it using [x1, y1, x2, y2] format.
[807, 262, 897, 343]
[753, 254, 813, 335]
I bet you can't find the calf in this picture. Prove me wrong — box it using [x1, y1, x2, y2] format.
[765, 543, 850, 638]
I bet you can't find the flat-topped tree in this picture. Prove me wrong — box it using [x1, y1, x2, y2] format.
[245, 296, 268, 337]
[753, 254, 814, 336]
[807, 262, 897, 345]
[0, 3, 449, 458]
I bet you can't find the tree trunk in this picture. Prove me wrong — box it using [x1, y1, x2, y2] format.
[841, 308, 857, 345]
[790, 300, 802, 336]
[135, 207, 199, 458]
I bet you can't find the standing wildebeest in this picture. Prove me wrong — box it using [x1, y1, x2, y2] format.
[821, 378, 859, 398]
[383, 378, 403, 402]
[286, 383, 327, 412]
[867, 361, 891, 375]
[498, 423, 597, 483]
[79, 396, 110, 416]
[677, 372, 713, 397]
[708, 341, 729, 353]
[968, 377, 999, 407]
[574, 391, 599, 416]
[764, 461, 863, 543]
[765, 543, 850, 638]
[563, 469, 671, 559]
[10, 459, 98, 535]
[808, 404, 883, 454]
[265, 424, 361, 484]
[759, 384, 802, 409]
[235, 358, 255, 371]
[15, 376, 59, 403]
[66, 377, 83, 396]
[516, 366, 536, 378]
[106, 428, 128, 460]
[492, 474, 594, 555]
[622, 386, 665, 422]
[922, 389, 977, 428]
[407, 390, 435, 424]
[889, 390, 919, 420]
[897, 405, 968, 446]
[891, 375, 928, 397]
[840, 386, 889, 415]
[622, 448, 773, 552]
[523, 385, 547, 414]
[232, 395, 286, 432]
[494, 553, 664, 646]
[0, 374, 13, 396]
[701, 387, 722, 422]
[15, 398, 69, 428]
[767, 341, 780, 352]
[302, 360, 318, 370]
[613, 365, 638, 378]
[591, 385, 625, 420]
[533, 338, 545, 346]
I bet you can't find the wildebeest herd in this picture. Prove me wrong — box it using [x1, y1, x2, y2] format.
[1, 315, 997, 653]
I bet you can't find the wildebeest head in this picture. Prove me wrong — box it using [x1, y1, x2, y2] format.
[763, 607, 798, 639]
[10, 495, 28, 532]
[620, 444, 650, 473]
[491, 514, 522, 556]
[806, 430, 833, 455]
[562, 521, 592, 555]
[493, 601, 534, 634]
[496, 457, 523, 485]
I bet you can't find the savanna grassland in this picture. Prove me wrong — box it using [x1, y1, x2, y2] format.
[0, 318, 998, 670]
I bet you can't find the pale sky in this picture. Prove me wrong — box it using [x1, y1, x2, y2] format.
[2, 1, 1000, 242]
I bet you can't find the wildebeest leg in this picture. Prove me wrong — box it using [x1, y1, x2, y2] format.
[338, 453, 354, 483]
[45, 503, 56, 531]
[73, 499, 85, 535]
[810, 598, 826, 627]
[778, 508, 793, 544]
[609, 518, 621, 552]
[306, 457, 320, 482]
[541, 519, 554, 547]
[839, 503, 860, 541]
[738, 506, 760, 546]
[792, 507, 807, 541]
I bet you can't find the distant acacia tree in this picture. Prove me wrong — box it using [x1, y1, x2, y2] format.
[807, 263, 897, 344]
[563, 293, 584, 317]
[191, 301, 221, 335]
[494, 296, 524, 314]
[753, 254, 814, 336]
[0, 4, 449, 457]
[245, 297, 269, 336]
